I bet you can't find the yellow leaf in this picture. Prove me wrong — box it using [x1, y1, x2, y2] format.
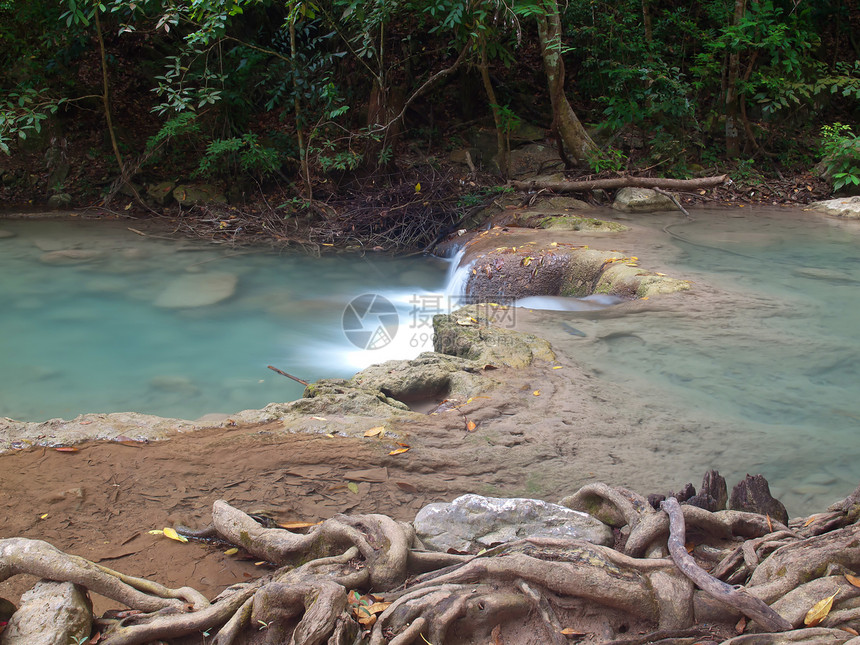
[522, 257, 532, 267]
[148, 529, 164, 535]
[347, 482, 359, 494]
[552, 366, 563, 370]
[766, 514, 773, 532]
[364, 426, 384, 437]
[804, 591, 838, 626]
[560, 628, 584, 636]
[388, 448, 410, 456]
[325, 433, 335, 438]
[224, 548, 239, 556]
[803, 515, 817, 527]
[40, 513, 48, 520]
[163, 527, 189, 543]
[845, 573, 860, 588]
[415, 182, 421, 193]
[254, 561, 266, 566]
[842, 627, 859, 636]
[655, 272, 667, 277]
[533, 390, 540, 396]
[466, 420, 477, 432]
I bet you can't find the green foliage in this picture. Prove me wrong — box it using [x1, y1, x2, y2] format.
[820, 124, 860, 191]
[195, 133, 282, 179]
[586, 146, 627, 174]
[0, 89, 63, 155]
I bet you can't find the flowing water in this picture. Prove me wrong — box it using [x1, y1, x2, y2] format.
[2, 210, 859, 513]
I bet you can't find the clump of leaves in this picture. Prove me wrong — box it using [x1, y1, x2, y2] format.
[820, 123, 860, 191]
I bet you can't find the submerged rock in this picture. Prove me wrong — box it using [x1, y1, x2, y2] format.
[39, 249, 104, 265]
[612, 187, 676, 213]
[413, 494, 614, 553]
[808, 196, 860, 219]
[0, 580, 92, 645]
[154, 272, 238, 308]
[0, 229, 15, 239]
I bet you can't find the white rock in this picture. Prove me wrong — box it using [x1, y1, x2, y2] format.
[154, 272, 238, 308]
[39, 249, 104, 264]
[612, 187, 677, 213]
[807, 196, 860, 218]
[0, 580, 91, 645]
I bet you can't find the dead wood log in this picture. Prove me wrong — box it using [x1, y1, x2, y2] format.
[661, 497, 792, 633]
[511, 174, 728, 193]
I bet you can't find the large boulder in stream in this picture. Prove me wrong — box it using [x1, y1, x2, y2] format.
[413, 494, 614, 553]
[434, 305, 556, 368]
[612, 187, 676, 213]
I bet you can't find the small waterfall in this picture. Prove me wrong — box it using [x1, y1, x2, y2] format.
[443, 248, 474, 308]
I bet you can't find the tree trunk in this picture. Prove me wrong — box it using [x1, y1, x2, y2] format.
[535, 0, 598, 165]
[724, 0, 747, 158]
[478, 38, 508, 177]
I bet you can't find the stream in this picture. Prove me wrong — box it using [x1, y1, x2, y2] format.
[1, 209, 859, 514]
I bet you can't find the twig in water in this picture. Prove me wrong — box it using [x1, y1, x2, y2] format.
[267, 365, 309, 386]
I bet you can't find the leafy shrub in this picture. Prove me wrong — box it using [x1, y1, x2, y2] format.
[820, 124, 860, 191]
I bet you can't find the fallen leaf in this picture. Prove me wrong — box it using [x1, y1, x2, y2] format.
[456, 318, 475, 326]
[40, 513, 48, 520]
[533, 390, 540, 396]
[365, 601, 391, 614]
[845, 573, 860, 588]
[395, 442, 410, 447]
[347, 482, 359, 494]
[395, 482, 418, 493]
[163, 527, 188, 543]
[736, 616, 747, 633]
[685, 541, 696, 553]
[148, 529, 164, 536]
[55, 447, 79, 453]
[278, 521, 320, 530]
[254, 561, 266, 566]
[364, 426, 384, 437]
[388, 448, 410, 456]
[414, 182, 421, 193]
[842, 627, 859, 636]
[766, 514, 773, 532]
[803, 516, 816, 527]
[552, 365, 563, 369]
[325, 433, 335, 438]
[804, 591, 838, 626]
[466, 420, 477, 432]
[310, 416, 327, 421]
[560, 628, 585, 636]
[224, 548, 239, 556]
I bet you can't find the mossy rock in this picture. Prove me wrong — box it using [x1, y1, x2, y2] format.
[433, 306, 556, 368]
[559, 249, 624, 297]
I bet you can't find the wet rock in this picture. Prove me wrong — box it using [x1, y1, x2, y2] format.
[413, 494, 614, 553]
[154, 272, 238, 308]
[147, 181, 176, 205]
[351, 352, 491, 408]
[47, 193, 72, 209]
[808, 196, 860, 219]
[612, 187, 676, 213]
[506, 144, 564, 179]
[173, 183, 226, 205]
[434, 305, 555, 368]
[39, 249, 104, 265]
[729, 474, 789, 525]
[0, 580, 92, 645]
[0, 229, 15, 239]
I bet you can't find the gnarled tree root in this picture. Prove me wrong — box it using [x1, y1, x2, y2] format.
[1, 484, 859, 645]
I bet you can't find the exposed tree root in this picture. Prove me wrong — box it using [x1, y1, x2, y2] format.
[1, 481, 859, 645]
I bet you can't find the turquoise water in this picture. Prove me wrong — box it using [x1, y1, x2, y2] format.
[2, 211, 859, 512]
[530, 208, 860, 512]
[0, 219, 452, 421]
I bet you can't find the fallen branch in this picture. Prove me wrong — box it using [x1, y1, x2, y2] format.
[660, 497, 792, 633]
[511, 174, 729, 193]
[267, 365, 309, 386]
